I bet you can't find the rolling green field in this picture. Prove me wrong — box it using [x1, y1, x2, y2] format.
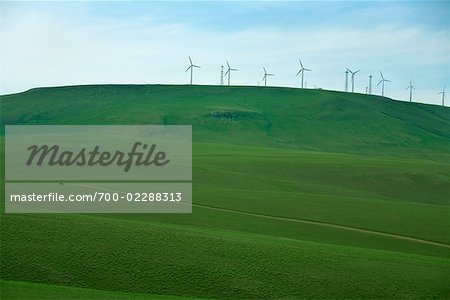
[1, 85, 450, 299]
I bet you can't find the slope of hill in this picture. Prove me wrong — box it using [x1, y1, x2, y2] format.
[0, 280, 200, 300]
[1, 84, 449, 159]
[1, 85, 449, 299]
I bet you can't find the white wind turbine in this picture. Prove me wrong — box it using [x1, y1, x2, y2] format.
[405, 79, 415, 102]
[262, 67, 274, 87]
[377, 71, 391, 97]
[438, 85, 446, 106]
[346, 68, 360, 93]
[185, 56, 201, 85]
[296, 59, 311, 88]
[224, 61, 238, 86]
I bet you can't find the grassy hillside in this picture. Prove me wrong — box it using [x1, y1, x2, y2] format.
[1, 85, 449, 299]
[2, 212, 449, 299]
[0, 280, 201, 300]
[1, 85, 450, 159]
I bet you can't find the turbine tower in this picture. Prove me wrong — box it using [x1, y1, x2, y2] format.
[346, 68, 360, 93]
[185, 56, 200, 85]
[438, 86, 446, 106]
[220, 65, 224, 85]
[262, 67, 274, 87]
[224, 61, 238, 86]
[369, 75, 373, 95]
[377, 71, 391, 97]
[405, 79, 415, 102]
[296, 59, 311, 88]
[345, 70, 349, 92]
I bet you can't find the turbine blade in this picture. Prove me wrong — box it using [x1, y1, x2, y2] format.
[231, 68, 238, 71]
[189, 56, 193, 65]
[377, 80, 383, 86]
[193, 65, 201, 68]
[226, 61, 230, 69]
[385, 79, 391, 82]
[224, 69, 230, 76]
[305, 68, 312, 72]
[268, 73, 274, 76]
[296, 70, 302, 76]
[346, 68, 352, 73]
[185, 66, 191, 72]
[262, 75, 266, 81]
[355, 70, 360, 74]
[380, 71, 384, 79]
[299, 59, 304, 68]
[263, 67, 267, 73]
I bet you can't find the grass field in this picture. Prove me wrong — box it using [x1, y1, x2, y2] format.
[0, 280, 200, 300]
[1, 85, 449, 299]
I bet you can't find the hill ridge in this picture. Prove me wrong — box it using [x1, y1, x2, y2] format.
[1, 84, 449, 160]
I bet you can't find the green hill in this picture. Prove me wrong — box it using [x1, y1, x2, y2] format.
[1, 85, 449, 299]
[1, 85, 449, 159]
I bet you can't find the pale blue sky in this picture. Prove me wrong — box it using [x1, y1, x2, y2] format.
[1, 1, 449, 105]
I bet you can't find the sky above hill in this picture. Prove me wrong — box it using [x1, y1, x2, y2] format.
[1, 1, 449, 105]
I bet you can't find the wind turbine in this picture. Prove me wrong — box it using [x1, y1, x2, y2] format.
[345, 70, 349, 92]
[296, 59, 311, 88]
[368, 75, 373, 95]
[185, 56, 200, 85]
[346, 68, 360, 93]
[377, 71, 391, 97]
[262, 67, 274, 87]
[224, 61, 238, 86]
[405, 79, 415, 102]
[438, 86, 446, 106]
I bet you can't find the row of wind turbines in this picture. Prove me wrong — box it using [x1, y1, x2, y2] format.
[185, 56, 447, 106]
[345, 69, 391, 97]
